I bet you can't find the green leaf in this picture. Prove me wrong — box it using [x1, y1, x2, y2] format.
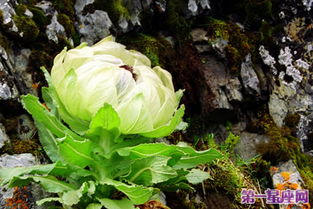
[86, 203, 102, 209]
[185, 169, 211, 184]
[21, 94, 84, 140]
[100, 179, 154, 204]
[61, 181, 92, 206]
[98, 198, 135, 209]
[36, 121, 60, 162]
[37, 197, 61, 206]
[117, 143, 184, 159]
[86, 103, 121, 140]
[41, 87, 58, 116]
[174, 145, 223, 169]
[9, 175, 76, 193]
[140, 105, 185, 138]
[0, 163, 56, 185]
[123, 156, 177, 186]
[57, 135, 94, 168]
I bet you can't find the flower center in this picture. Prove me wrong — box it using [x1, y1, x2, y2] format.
[120, 65, 137, 80]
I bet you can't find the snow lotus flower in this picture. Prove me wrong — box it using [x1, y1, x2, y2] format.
[50, 36, 184, 137]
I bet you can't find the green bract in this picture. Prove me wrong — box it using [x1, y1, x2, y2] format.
[51, 36, 184, 136]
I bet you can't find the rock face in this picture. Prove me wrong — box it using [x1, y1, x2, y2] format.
[0, 0, 312, 208]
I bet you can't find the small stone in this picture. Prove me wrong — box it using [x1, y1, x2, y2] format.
[188, 0, 198, 15]
[74, 0, 94, 14]
[240, 54, 260, 95]
[269, 93, 288, 127]
[225, 78, 243, 102]
[46, 12, 67, 44]
[191, 28, 208, 42]
[0, 62, 19, 100]
[0, 123, 9, 149]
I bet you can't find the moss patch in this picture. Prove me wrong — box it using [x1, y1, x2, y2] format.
[94, 0, 130, 24]
[52, 0, 75, 18]
[251, 112, 313, 204]
[164, 0, 191, 42]
[118, 33, 173, 67]
[13, 15, 40, 42]
[204, 17, 254, 73]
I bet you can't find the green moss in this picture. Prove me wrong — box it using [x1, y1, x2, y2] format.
[0, 32, 11, 51]
[57, 13, 77, 40]
[164, 0, 191, 42]
[13, 15, 40, 42]
[253, 113, 313, 202]
[15, 4, 27, 16]
[28, 6, 50, 29]
[205, 18, 253, 73]
[118, 33, 173, 67]
[52, 0, 75, 18]
[94, 0, 130, 24]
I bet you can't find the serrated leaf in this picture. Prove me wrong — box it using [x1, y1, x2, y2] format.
[173, 146, 223, 169]
[123, 156, 177, 186]
[21, 94, 84, 140]
[37, 197, 61, 206]
[101, 179, 154, 204]
[0, 163, 56, 185]
[98, 198, 135, 209]
[117, 143, 184, 159]
[36, 121, 60, 162]
[185, 169, 211, 184]
[9, 175, 76, 193]
[61, 181, 90, 206]
[58, 135, 94, 168]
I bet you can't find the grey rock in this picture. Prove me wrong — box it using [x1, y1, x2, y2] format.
[0, 123, 9, 149]
[225, 78, 243, 102]
[240, 54, 260, 95]
[35, 1, 54, 15]
[235, 132, 270, 160]
[187, 0, 210, 16]
[154, 0, 166, 12]
[0, 61, 19, 100]
[188, 0, 198, 16]
[268, 93, 288, 127]
[0, 154, 51, 209]
[191, 28, 208, 42]
[10, 48, 36, 96]
[46, 12, 68, 44]
[211, 38, 228, 58]
[0, 153, 37, 168]
[272, 160, 305, 209]
[195, 44, 211, 53]
[296, 114, 311, 152]
[74, 0, 94, 14]
[0, 0, 18, 33]
[77, 10, 112, 45]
